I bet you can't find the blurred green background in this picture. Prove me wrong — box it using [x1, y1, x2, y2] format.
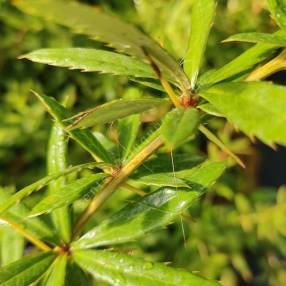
[0, 1, 285, 285]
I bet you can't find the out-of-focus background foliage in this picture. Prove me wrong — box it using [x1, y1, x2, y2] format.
[0, 1, 285, 285]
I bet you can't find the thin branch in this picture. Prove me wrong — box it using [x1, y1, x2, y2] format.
[122, 182, 147, 197]
[246, 49, 286, 81]
[142, 47, 182, 108]
[0, 216, 52, 252]
[73, 136, 164, 238]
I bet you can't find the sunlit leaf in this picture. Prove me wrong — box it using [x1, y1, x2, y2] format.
[200, 82, 286, 146]
[184, 0, 216, 88]
[161, 108, 200, 149]
[198, 30, 286, 87]
[267, 0, 286, 29]
[224, 32, 286, 46]
[198, 103, 224, 117]
[73, 249, 220, 286]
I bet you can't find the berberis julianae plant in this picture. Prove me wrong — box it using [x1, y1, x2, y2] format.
[1, 0, 286, 285]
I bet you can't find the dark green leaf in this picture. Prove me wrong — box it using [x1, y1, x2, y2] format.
[15, 0, 191, 91]
[72, 161, 225, 249]
[267, 0, 286, 28]
[0, 162, 101, 214]
[0, 252, 55, 286]
[65, 262, 92, 286]
[133, 154, 204, 177]
[73, 249, 220, 286]
[184, 0, 216, 88]
[33, 91, 112, 163]
[21, 48, 156, 78]
[66, 98, 168, 130]
[200, 82, 286, 146]
[118, 114, 140, 162]
[161, 108, 200, 149]
[30, 173, 107, 217]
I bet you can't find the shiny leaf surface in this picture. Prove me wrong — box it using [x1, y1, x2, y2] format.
[73, 161, 225, 249]
[15, 0, 191, 91]
[21, 48, 155, 78]
[267, 0, 286, 28]
[47, 122, 71, 243]
[73, 249, 220, 286]
[200, 82, 286, 146]
[30, 173, 107, 217]
[0, 252, 55, 286]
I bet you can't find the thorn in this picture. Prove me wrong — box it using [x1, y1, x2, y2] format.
[269, 142, 278, 151]
[199, 125, 246, 169]
[249, 135, 256, 143]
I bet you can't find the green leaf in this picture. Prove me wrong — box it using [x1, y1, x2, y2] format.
[133, 154, 204, 177]
[184, 0, 216, 88]
[41, 255, 67, 286]
[198, 30, 286, 87]
[30, 173, 107, 217]
[21, 48, 156, 78]
[47, 122, 71, 243]
[0, 252, 55, 286]
[73, 249, 220, 286]
[132, 173, 190, 188]
[126, 127, 161, 162]
[224, 32, 286, 46]
[66, 98, 168, 130]
[72, 160, 225, 249]
[0, 162, 101, 214]
[200, 82, 286, 146]
[136, 159, 226, 191]
[118, 114, 140, 161]
[267, 0, 286, 29]
[65, 262, 92, 286]
[0, 187, 58, 244]
[32, 91, 112, 163]
[198, 103, 224, 117]
[161, 108, 200, 149]
[15, 0, 191, 91]
[0, 225, 24, 266]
